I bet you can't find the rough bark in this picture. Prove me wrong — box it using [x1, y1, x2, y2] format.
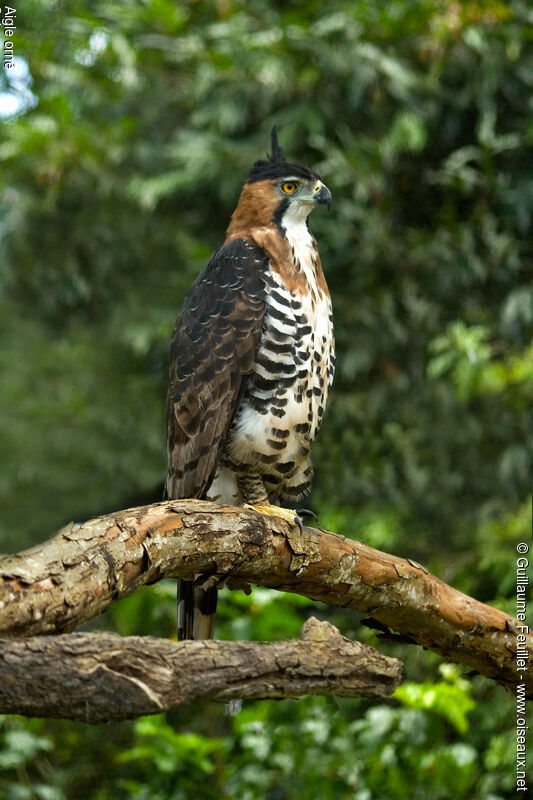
[0, 500, 530, 696]
[0, 618, 402, 723]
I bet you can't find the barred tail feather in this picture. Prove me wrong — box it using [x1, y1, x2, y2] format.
[177, 578, 218, 641]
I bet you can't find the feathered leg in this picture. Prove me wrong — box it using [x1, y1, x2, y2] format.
[238, 473, 305, 529]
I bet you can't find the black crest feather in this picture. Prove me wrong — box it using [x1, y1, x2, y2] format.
[247, 126, 320, 184]
[268, 126, 285, 163]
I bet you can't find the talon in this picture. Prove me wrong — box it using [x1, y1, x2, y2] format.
[295, 508, 320, 525]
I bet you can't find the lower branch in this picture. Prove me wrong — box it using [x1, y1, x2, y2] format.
[0, 500, 530, 697]
[0, 618, 401, 723]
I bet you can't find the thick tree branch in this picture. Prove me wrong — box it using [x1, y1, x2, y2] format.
[0, 618, 402, 723]
[0, 500, 530, 696]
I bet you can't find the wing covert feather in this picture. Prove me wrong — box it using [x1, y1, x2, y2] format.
[165, 238, 268, 499]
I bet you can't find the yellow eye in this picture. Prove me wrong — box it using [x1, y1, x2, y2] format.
[282, 182, 297, 194]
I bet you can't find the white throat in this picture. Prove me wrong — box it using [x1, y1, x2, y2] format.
[281, 200, 313, 229]
[281, 204, 318, 288]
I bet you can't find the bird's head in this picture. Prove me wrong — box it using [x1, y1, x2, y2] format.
[227, 127, 331, 237]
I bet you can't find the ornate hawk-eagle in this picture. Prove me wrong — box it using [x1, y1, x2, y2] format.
[166, 128, 334, 640]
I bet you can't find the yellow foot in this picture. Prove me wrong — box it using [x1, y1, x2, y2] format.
[243, 503, 303, 531]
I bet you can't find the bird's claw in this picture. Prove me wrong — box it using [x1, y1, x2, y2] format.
[295, 508, 320, 526]
[244, 503, 304, 530]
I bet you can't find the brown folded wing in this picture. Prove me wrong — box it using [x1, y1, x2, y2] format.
[165, 238, 268, 500]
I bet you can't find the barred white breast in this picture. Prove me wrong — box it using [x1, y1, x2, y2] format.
[209, 216, 334, 504]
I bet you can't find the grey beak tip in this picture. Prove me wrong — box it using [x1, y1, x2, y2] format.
[315, 185, 332, 209]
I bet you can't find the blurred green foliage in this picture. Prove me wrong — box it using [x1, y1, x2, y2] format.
[0, 0, 531, 798]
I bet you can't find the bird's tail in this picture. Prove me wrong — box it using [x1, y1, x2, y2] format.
[177, 577, 218, 641]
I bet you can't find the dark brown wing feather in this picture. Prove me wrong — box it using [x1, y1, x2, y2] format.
[165, 238, 268, 500]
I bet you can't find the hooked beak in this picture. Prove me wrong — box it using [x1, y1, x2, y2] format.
[314, 182, 332, 210]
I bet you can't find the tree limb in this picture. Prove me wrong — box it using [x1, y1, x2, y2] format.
[0, 618, 402, 723]
[0, 500, 530, 696]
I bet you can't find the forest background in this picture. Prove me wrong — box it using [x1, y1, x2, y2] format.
[0, 1, 531, 798]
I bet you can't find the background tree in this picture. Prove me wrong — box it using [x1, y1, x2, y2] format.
[0, 1, 531, 798]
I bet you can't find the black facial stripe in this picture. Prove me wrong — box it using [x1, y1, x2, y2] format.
[273, 198, 289, 238]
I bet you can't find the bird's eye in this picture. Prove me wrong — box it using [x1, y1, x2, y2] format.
[282, 182, 297, 194]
